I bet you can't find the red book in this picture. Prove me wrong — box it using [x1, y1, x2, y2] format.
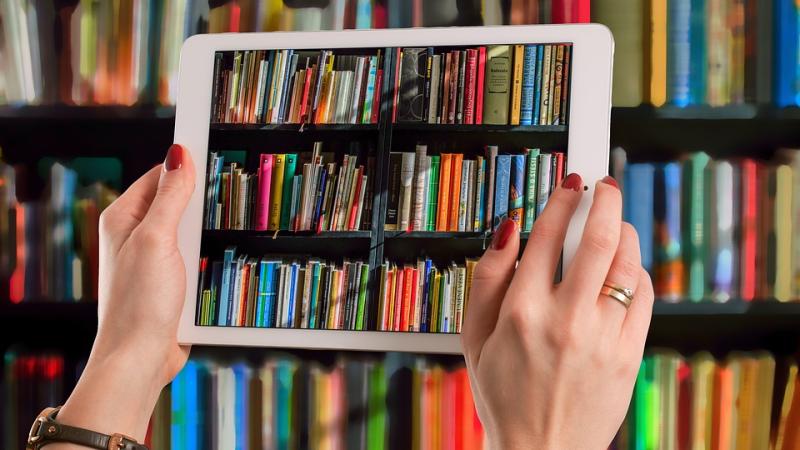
[400, 267, 413, 331]
[10, 203, 25, 303]
[228, 3, 241, 31]
[392, 49, 402, 123]
[393, 268, 404, 331]
[442, 52, 453, 124]
[475, 47, 486, 125]
[373, 1, 387, 28]
[383, 270, 394, 330]
[372, 69, 383, 124]
[347, 168, 364, 230]
[740, 159, 758, 300]
[406, 267, 419, 331]
[463, 49, 478, 124]
[255, 154, 273, 231]
[677, 361, 692, 450]
[554, 152, 565, 186]
[299, 66, 314, 123]
[448, 154, 464, 231]
[453, 370, 465, 450]
[238, 263, 250, 326]
[552, 0, 590, 23]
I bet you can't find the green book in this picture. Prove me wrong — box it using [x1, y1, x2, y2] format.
[367, 362, 387, 450]
[355, 263, 370, 330]
[682, 152, 711, 302]
[426, 156, 440, 231]
[483, 45, 512, 125]
[279, 153, 298, 229]
[523, 148, 540, 231]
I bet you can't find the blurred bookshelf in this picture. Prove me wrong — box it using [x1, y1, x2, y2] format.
[3, 0, 800, 448]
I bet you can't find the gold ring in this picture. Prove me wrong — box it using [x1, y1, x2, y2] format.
[600, 286, 632, 309]
[603, 282, 634, 301]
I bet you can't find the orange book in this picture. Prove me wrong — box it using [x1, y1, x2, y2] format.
[776, 364, 800, 450]
[712, 365, 734, 450]
[437, 154, 453, 231]
[393, 268, 404, 331]
[432, 367, 444, 450]
[238, 264, 251, 326]
[401, 267, 414, 331]
[448, 154, 464, 231]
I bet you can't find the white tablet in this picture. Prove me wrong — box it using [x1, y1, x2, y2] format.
[175, 25, 613, 353]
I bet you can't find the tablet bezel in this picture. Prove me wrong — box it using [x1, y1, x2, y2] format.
[174, 24, 614, 354]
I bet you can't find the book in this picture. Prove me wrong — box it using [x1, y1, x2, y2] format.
[509, 45, 525, 125]
[683, 152, 711, 302]
[523, 148, 540, 231]
[508, 155, 525, 227]
[654, 162, 683, 301]
[448, 154, 464, 231]
[520, 45, 537, 125]
[484, 145, 498, 231]
[483, 45, 512, 125]
[397, 48, 427, 122]
[625, 164, 655, 272]
[268, 154, 286, 230]
[536, 153, 553, 217]
[279, 154, 298, 230]
[385, 153, 402, 231]
[493, 155, 511, 228]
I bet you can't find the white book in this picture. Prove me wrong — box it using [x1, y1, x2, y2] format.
[455, 266, 466, 332]
[420, 156, 432, 229]
[428, 54, 442, 123]
[350, 57, 366, 123]
[341, 157, 359, 229]
[710, 161, 736, 302]
[301, 262, 314, 328]
[412, 145, 428, 230]
[254, 59, 268, 121]
[265, 51, 283, 123]
[458, 160, 470, 231]
[398, 152, 416, 231]
[331, 155, 349, 230]
[276, 265, 287, 327]
[230, 257, 245, 325]
[271, 50, 290, 123]
[354, 174, 368, 230]
[216, 367, 236, 448]
[536, 154, 553, 216]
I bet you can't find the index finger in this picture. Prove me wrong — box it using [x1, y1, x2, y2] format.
[560, 178, 623, 304]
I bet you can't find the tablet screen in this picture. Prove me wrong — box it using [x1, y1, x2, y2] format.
[196, 44, 571, 334]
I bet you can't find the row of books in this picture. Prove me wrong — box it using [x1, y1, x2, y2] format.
[615, 350, 800, 450]
[150, 353, 484, 450]
[386, 145, 566, 233]
[393, 44, 571, 126]
[377, 258, 478, 334]
[196, 248, 371, 331]
[614, 148, 800, 302]
[1, 0, 588, 106]
[204, 144, 373, 232]
[596, 0, 800, 108]
[0, 160, 117, 303]
[2, 350, 72, 450]
[211, 49, 384, 125]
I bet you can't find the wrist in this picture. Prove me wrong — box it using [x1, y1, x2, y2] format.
[56, 347, 163, 442]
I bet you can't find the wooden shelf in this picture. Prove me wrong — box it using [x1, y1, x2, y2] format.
[391, 123, 567, 132]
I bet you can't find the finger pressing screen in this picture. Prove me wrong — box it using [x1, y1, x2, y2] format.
[561, 178, 623, 305]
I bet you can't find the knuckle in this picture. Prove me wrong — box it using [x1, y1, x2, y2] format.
[98, 208, 117, 233]
[508, 305, 534, 337]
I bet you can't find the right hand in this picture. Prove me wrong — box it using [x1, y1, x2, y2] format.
[461, 174, 654, 450]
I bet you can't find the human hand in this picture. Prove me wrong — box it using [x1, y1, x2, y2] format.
[56, 144, 195, 443]
[462, 174, 654, 450]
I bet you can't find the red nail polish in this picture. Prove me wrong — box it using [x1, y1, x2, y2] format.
[562, 173, 582, 192]
[491, 218, 517, 250]
[601, 176, 619, 189]
[164, 144, 184, 171]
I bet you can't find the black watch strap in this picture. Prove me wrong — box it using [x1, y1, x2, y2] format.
[28, 407, 149, 450]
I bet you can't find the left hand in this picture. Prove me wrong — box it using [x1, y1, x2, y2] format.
[55, 144, 195, 443]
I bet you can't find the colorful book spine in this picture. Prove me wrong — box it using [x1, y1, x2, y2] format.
[508, 155, 525, 227]
[520, 45, 537, 126]
[523, 148, 540, 231]
[625, 164, 656, 272]
[279, 154, 297, 230]
[493, 155, 511, 228]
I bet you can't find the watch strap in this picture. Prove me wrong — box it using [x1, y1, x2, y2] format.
[28, 407, 149, 450]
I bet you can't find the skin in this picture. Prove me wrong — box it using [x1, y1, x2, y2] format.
[47, 145, 652, 450]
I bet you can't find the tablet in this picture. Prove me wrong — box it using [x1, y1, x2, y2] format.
[175, 25, 613, 353]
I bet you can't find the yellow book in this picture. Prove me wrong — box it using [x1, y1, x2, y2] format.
[268, 154, 285, 230]
[690, 352, 716, 450]
[647, 0, 667, 106]
[754, 352, 776, 449]
[733, 354, 758, 450]
[775, 165, 793, 301]
[655, 350, 681, 450]
[510, 44, 525, 125]
[775, 361, 798, 450]
[431, 271, 441, 332]
[465, 258, 478, 309]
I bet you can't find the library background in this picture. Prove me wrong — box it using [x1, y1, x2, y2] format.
[2, 0, 800, 449]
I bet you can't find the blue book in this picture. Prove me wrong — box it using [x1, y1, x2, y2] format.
[286, 263, 298, 327]
[355, 0, 372, 28]
[308, 262, 321, 329]
[655, 163, 682, 301]
[217, 247, 236, 326]
[493, 155, 512, 228]
[520, 45, 537, 125]
[260, 51, 275, 120]
[263, 261, 277, 328]
[533, 45, 544, 125]
[774, 0, 799, 106]
[420, 259, 432, 332]
[667, 0, 691, 105]
[509, 154, 526, 227]
[277, 51, 296, 122]
[689, 0, 707, 104]
[256, 260, 268, 327]
[624, 164, 656, 272]
[171, 361, 200, 449]
[312, 169, 328, 231]
[232, 363, 250, 450]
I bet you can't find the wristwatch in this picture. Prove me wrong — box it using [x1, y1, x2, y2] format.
[27, 407, 149, 450]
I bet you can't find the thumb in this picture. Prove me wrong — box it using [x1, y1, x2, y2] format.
[461, 218, 519, 365]
[141, 144, 196, 233]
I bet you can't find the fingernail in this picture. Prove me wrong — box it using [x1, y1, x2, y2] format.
[164, 144, 184, 172]
[601, 176, 619, 189]
[561, 173, 582, 192]
[491, 218, 517, 250]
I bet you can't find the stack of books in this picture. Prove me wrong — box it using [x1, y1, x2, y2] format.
[204, 143, 374, 232]
[2, 349, 70, 450]
[616, 350, 800, 450]
[593, 0, 796, 107]
[376, 258, 478, 333]
[614, 148, 800, 303]
[196, 248, 370, 331]
[211, 50, 384, 125]
[0, 160, 117, 303]
[386, 145, 565, 233]
[393, 44, 572, 126]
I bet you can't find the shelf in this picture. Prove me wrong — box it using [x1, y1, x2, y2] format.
[201, 229, 373, 259]
[203, 229, 371, 239]
[0, 105, 175, 120]
[651, 300, 800, 315]
[391, 123, 567, 133]
[210, 123, 379, 132]
[384, 230, 529, 239]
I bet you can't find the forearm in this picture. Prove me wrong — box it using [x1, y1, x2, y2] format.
[48, 348, 163, 449]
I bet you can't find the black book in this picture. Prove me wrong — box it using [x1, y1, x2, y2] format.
[456, 49, 467, 123]
[397, 48, 428, 122]
[385, 153, 403, 230]
[421, 47, 434, 121]
[317, 264, 330, 328]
